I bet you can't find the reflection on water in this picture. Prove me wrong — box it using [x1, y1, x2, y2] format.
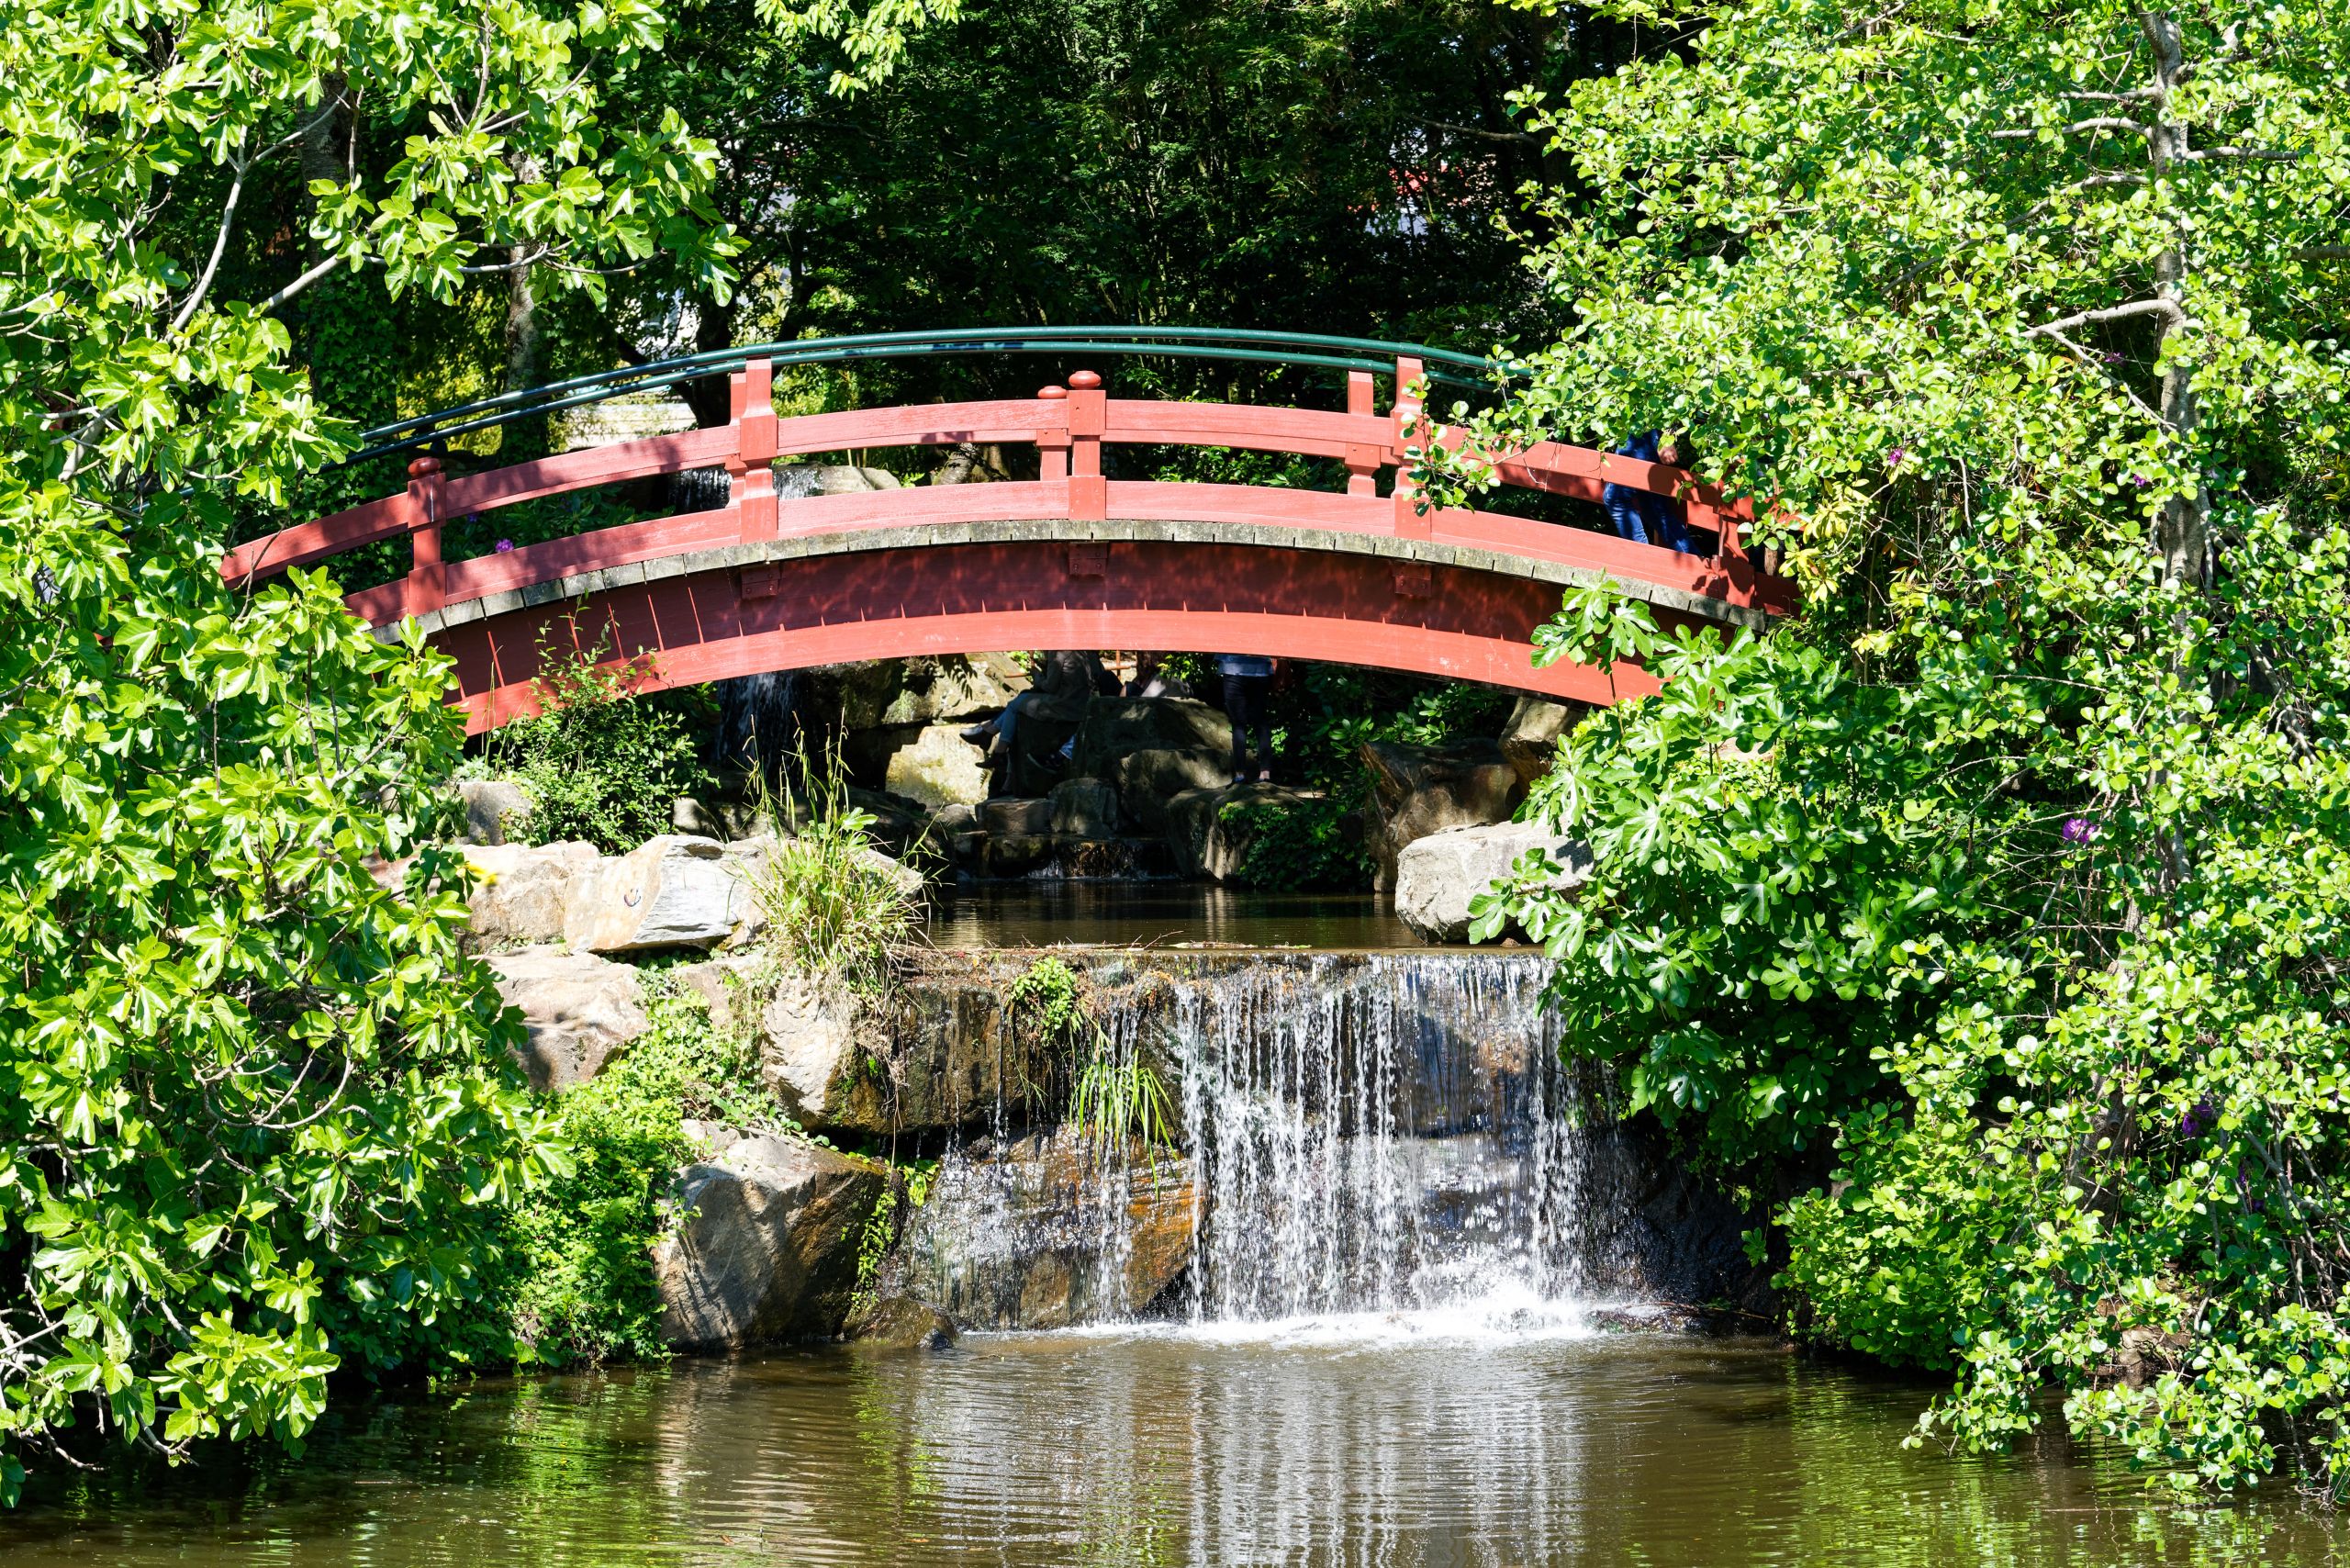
[922, 882, 1424, 950]
[1, 1330, 2335, 1566]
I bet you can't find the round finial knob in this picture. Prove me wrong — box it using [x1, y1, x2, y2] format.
[1037, 385, 1069, 400]
[407, 455, 443, 479]
[1067, 370, 1102, 389]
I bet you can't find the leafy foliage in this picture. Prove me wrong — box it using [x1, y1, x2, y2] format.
[0, 0, 941, 1497]
[487, 985, 794, 1368]
[1465, 0, 2350, 1498]
[491, 628, 707, 855]
[1216, 795, 1372, 892]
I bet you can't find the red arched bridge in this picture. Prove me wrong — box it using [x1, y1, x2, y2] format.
[221, 328, 1793, 732]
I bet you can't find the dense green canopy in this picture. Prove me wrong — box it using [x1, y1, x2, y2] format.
[1459, 0, 2350, 1497]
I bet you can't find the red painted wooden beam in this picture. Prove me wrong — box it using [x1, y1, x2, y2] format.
[430, 538, 1680, 734]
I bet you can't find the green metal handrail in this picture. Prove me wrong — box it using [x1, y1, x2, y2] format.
[349, 326, 1528, 463]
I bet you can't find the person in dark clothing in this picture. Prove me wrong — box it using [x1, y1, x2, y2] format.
[1600, 431, 1693, 551]
[958, 650, 1118, 755]
[1217, 654, 1276, 783]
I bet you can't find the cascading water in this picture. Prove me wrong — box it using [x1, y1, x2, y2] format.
[1160, 952, 1620, 1328]
[897, 951, 1665, 1335]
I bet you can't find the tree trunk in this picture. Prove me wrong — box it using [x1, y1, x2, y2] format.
[2143, 12, 2209, 588]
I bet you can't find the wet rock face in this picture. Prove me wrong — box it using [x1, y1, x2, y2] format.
[486, 946, 649, 1091]
[655, 1132, 889, 1350]
[1499, 697, 1583, 789]
[895, 1131, 1196, 1330]
[1393, 822, 1593, 944]
[845, 1294, 959, 1351]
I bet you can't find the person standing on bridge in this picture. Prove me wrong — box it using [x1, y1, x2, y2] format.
[1217, 654, 1278, 785]
[1602, 431, 1695, 551]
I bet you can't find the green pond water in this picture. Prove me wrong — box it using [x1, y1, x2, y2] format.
[2, 1324, 2341, 1566]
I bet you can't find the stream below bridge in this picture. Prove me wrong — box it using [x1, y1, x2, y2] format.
[4, 890, 2342, 1564]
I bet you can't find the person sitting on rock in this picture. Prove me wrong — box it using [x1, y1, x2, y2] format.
[958, 650, 1119, 761]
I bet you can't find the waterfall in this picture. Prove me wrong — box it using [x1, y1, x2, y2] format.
[897, 951, 1659, 1334]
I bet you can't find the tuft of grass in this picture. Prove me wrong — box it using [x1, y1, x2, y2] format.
[744, 745, 921, 992]
[1067, 1027, 1175, 1167]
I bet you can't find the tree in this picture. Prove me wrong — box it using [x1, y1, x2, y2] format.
[1455, 0, 2350, 1495]
[0, 0, 942, 1497]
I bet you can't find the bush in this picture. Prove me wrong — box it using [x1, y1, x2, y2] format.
[480, 981, 801, 1369]
[1215, 793, 1371, 890]
[492, 626, 707, 854]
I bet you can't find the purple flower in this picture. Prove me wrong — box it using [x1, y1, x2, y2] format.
[2061, 816, 2098, 845]
[2180, 1093, 2217, 1138]
[2127, 474, 2151, 488]
[1886, 445, 1907, 467]
[495, 538, 516, 554]
[2102, 352, 2125, 365]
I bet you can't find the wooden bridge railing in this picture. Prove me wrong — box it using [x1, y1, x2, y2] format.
[222, 349, 1782, 630]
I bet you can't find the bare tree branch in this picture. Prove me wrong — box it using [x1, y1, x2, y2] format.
[2028, 297, 2187, 337]
[1993, 117, 2147, 140]
[2178, 147, 2303, 162]
[252, 252, 350, 317]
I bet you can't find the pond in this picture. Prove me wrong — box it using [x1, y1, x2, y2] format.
[3, 1320, 2337, 1566]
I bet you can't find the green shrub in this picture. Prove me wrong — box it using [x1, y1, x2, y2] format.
[484, 982, 800, 1370]
[492, 625, 707, 854]
[1216, 793, 1371, 890]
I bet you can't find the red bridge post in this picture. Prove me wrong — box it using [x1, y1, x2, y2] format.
[1036, 383, 1070, 487]
[404, 454, 445, 618]
[1345, 371, 1380, 498]
[1067, 369, 1107, 521]
[728, 357, 778, 542]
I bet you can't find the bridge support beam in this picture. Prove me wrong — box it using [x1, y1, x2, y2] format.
[429, 536, 1672, 734]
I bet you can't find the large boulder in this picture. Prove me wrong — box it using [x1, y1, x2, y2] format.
[979, 797, 1053, 836]
[1164, 781, 1323, 881]
[1069, 697, 1233, 780]
[1048, 778, 1121, 837]
[1394, 820, 1594, 943]
[675, 955, 901, 1136]
[463, 841, 601, 946]
[1113, 747, 1230, 834]
[654, 1132, 889, 1349]
[845, 1294, 958, 1351]
[894, 1132, 1195, 1330]
[486, 945, 650, 1090]
[1500, 697, 1583, 788]
[564, 834, 744, 954]
[825, 654, 1025, 730]
[881, 723, 992, 811]
[455, 778, 533, 846]
[1362, 739, 1526, 885]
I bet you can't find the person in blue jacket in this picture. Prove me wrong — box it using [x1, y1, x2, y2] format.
[1601, 431, 1699, 552]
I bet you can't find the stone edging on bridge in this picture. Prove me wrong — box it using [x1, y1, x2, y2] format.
[379, 517, 1769, 641]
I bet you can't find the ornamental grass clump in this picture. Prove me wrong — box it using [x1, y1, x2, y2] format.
[744, 749, 922, 991]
